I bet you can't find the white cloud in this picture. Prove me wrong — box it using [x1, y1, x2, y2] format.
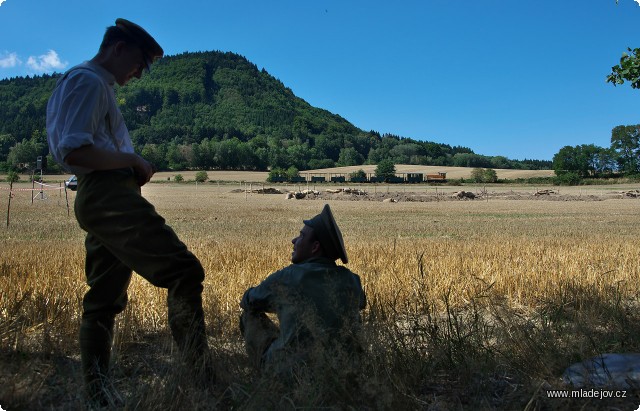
[635, 0, 640, 5]
[26, 50, 68, 72]
[0, 52, 21, 68]
[0, 0, 6, 7]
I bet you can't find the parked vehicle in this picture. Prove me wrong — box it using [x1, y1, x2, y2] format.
[65, 175, 78, 191]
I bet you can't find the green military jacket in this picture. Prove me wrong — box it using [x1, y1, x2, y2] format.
[240, 257, 366, 363]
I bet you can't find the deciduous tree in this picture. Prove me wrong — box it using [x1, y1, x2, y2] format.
[552, 144, 614, 177]
[607, 47, 640, 89]
[375, 159, 396, 181]
[611, 125, 640, 174]
[194, 170, 209, 183]
[337, 147, 364, 166]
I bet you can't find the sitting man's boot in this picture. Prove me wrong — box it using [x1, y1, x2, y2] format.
[240, 310, 278, 370]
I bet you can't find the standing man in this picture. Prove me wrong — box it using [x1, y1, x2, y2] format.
[46, 18, 209, 406]
[240, 204, 366, 374]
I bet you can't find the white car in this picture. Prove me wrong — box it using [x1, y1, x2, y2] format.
[65, 175, 78, 191]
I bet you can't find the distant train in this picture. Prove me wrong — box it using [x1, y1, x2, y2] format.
[269, 172, 447, 184]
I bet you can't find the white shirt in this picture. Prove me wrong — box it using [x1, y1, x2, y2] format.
[46, 61, 135, 174]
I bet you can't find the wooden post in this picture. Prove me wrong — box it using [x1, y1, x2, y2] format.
[64, 183, 70, 216]
[6, 181, 13, 228]
[39, 169, 44, 200]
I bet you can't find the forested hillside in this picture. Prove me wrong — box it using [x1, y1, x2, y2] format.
[0, 51, 550, 172]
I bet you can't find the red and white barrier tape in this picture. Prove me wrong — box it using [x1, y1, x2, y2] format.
[0, 185, 65, 192]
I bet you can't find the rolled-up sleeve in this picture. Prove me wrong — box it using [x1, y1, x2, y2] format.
[57, 74, 105, 161]
[47, 71, 106, 166]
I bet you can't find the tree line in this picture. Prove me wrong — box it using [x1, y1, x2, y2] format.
[551, 125, 640, 183]
[551, 45, 640, 183]
[1, 51, 551, 174]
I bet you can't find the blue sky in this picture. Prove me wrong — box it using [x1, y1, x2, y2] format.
[1, 0, 639, 161]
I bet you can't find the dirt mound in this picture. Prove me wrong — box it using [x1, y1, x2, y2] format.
[230, 188, 283, 194]
[274, 188, 633, 202]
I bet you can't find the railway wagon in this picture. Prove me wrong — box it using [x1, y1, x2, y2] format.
[426, 172, 447, 183]
[406, 173, 423, 183]
[269, 171, 448, 183]
[349, 176, 367, 183]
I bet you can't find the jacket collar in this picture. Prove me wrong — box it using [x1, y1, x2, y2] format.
[297, 256, 337, 265]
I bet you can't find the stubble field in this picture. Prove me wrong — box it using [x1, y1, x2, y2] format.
[1, 179, 639, 410]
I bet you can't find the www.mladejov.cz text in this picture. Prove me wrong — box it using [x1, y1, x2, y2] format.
[546, 388, 627, 400]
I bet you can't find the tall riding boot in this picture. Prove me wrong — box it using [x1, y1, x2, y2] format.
[167, 296, 211, 377]
[79, 320, 123, 407]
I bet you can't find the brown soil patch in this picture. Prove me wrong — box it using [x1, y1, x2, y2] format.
[268, 188, 636, 202]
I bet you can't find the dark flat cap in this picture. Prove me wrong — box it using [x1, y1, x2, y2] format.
[115, 18, 163, 70]
[304, 204, 348, 264]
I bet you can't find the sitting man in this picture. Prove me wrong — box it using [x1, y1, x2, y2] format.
[240, 204, 366, 373]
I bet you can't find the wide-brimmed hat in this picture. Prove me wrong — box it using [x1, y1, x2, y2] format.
[115, 18, 164, 71]
[303, 204, 348, 264]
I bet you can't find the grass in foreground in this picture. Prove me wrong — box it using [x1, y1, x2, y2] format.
[1, 184, 639, 409]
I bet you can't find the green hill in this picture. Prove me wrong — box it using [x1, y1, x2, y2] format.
[0, 50, 551, 172]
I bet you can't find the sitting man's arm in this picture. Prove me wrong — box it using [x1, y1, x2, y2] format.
[240, 270, 285, 313]
[239, 287, 257, 311]
[359, 288, 367, 311]
[240, 286, 273, 313]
